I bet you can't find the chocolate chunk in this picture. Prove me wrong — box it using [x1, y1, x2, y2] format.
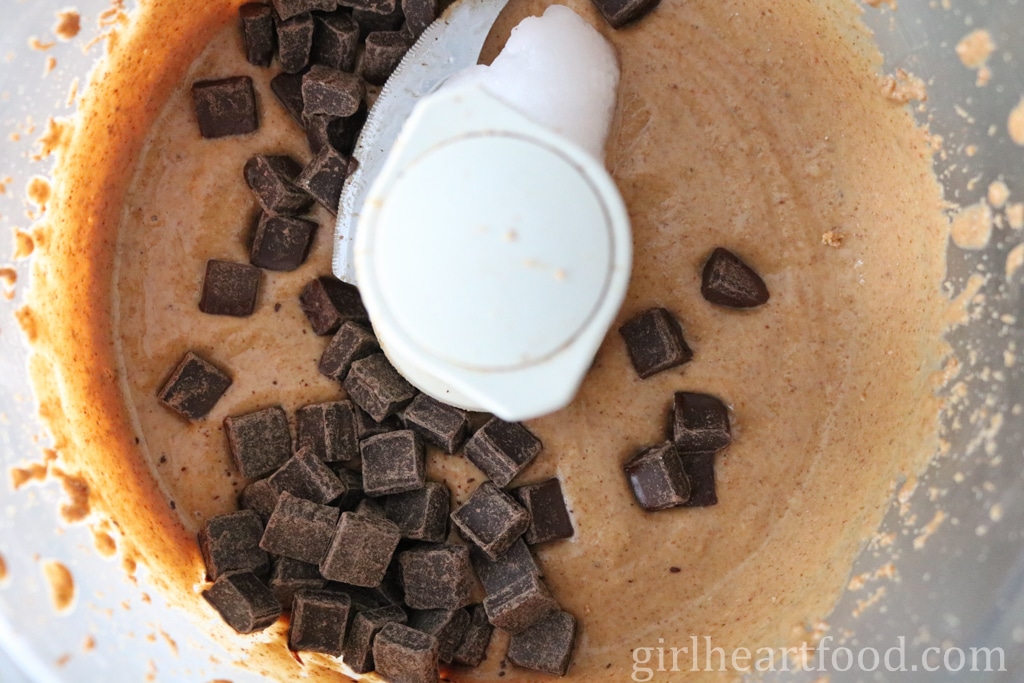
[250, 213, 318, 271]
[624, 441, 690, 511]
[289, 589, 352, 655]
[319, 321, 379, 381]
[463, 418, 543, 488]
[401, 0, 437, 39]
[225, 405, 292, 479]
[277, 12, 316, 73]
[199, 259, 261, 317]
[270, 72, 305, 123]
[344, 604, 408, 674]
[240, 4, 276, 67]
[507, 610, 577, 676]
[157, 350, 232, 420]
[701, 247, 770, 308]
[361, 31, 412, 85]
[191, 77, 259, 139]
[312, 12, 360, 72]
[355, 496, 385, 519]
[331, 467, 366, 510]
[384, 481, 449, 542]
[400, 394, 470, 454]
[304, 102, 366, 155]
[299, 275, 369, 335]
[260, 491, 341, 564]
[360, 430, 425, 496]
[511, 478, 574, 545]
[398, 543, 474, 610]
[339, 0, 399, 13]
[202, 571, 282, 634]
[269, 557, 326, 609]
[273, 0, 337, 21]
[295, 145, 348, 214]
[618, 307, 693, 379]
[482, 572, 559, 634]
[244, 154, 313, 216]
[671, 391, 732, 453]
[373, 622, 440, 683]
[470, 539, 541, 595]
[452, 604, 494, 667]
[199, 510, 270, 581]
[589, 0, 660, 29]
[239, 477, 279, 522]
[345, 353, 418, 422]
[269, 448, 348, 504]
[680, 452, 717, 507]
[296, 400, 359, 462]
[410, 608, 470, 664]
[328, 584, 384, 612]
[354, 404, 403, 440]
[353, 5, 404, 34]
[320, 511, 401, 586]
[302, 64, 365, 118]
[451, 481, 530, 560]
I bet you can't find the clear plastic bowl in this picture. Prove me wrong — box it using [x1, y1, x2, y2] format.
[1, 1, 1022, 681]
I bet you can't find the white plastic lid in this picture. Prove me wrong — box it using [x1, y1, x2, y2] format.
[355, 84, 631, 420]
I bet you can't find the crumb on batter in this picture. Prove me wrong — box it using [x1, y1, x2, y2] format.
[955, 29, 995, 87]
[879, 69, 927, 104]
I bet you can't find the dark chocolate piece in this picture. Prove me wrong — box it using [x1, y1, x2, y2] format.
[361, 31, 412, 86]
[401, 0, 437, 39]
[400, 393, 469, 454]
[277, 12, 316, 73]
[260, 491, 340, 564]
[269, 448, 347, 504]
[202, 571, 282, 634]
[331, 467, 366, 510]
[372, 622, 440, 683]
[511, 478, 574, 545]
[623, 441, 690, 511]
[398, 543, 473, 610]
[270, 72, 305, 123]
[289, 589, 352, 655]
[157, 350, 232, 420]
[225, 405, 292, 479]
[360, 430, 425, 496]
[299, 275, 369, 335]
[244, 154, 313, 216]
[312, 12, 360, 72]
[191, 77, 258, 139]
[344, 604, 408, 673]
[618, 307, 693, 379]
[304, 102, 366, 155]
[589, 0, 660, 29]
[240, 4, 276, 67]
[319, 321, 379, 381]
[338, 0, 398, 13]
[272, 0, 337, 21]
[295, 145, 348, 214]
[384, 482, 449, 542]
[482, 572, 559, 634]
[199, 259, 261, 317]
[470, 539, 540, 595]
[410, 608, 470, 664]
[353, 5, 405, 34]
[198, 510, 270, 581]
[239, 477, 279, 522]
[452, 604, 494, 667]
[451, 481, 530, 561]
[302, 64, 365, 118]
[507, 609, 577, 676]
[269, 557, 326, 609]
[680, 452, 717, 507]
[671, 391, 732, 453]
[250, 213, 318, 271]
[355, 496, 386, 519]
[320, 511, 401, 586]
[296, 400, 359, 462]
[463, 417, 542, 488]
[701, 247, 770, 308]
[354, 404, 403, 440]
[344, 353, 417, 423]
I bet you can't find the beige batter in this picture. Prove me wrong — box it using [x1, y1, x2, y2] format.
[22, 0, 951, 680]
